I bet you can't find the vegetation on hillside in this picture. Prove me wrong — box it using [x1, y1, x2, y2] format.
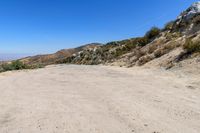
[145, 27, 161, 41]
[184, 39, 200, 54]
[2, 10, 200, 69]
[164, 21, 175, 31]
[0, 60, 44, 73]
[59, 26, 163, 65]
[62, 13, 200, 67]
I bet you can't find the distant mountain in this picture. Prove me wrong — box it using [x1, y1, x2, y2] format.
[20, 43, 102, 65]
[0, 54, 31, 61]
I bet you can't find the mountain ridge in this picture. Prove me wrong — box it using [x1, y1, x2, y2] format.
[19, 43, 101, 65]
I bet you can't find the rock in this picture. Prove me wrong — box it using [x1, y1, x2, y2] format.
[178, 1, 200, 21]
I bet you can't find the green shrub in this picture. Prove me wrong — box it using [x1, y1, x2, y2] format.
[145, 27, 161, 40]
[183, 39, 200, 54]
[1, 63, 14, 71]
[11, 60, 27, 70]
[137, 37, 148, 46]
[0, 66, 5, 72]
[0, 60, 44, 73]
[1, 60, 27, 71]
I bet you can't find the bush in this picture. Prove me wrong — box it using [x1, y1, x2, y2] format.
[137, 55, 153, 66]
[11, 60, 27, 70]
[183, 39, 200, 54]
[0, 60, 44, 73]
[165, 32, 181, 40]
[137, 37, 148, 46]
[148, 45, 158, 54]
[145, 27, 161, 40]
[164, 21, 174, 31]
[1, 60, 27, 71]
[154, 49, 165, 58]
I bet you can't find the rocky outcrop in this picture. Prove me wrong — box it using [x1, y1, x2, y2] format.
[178, 1, 200, 20]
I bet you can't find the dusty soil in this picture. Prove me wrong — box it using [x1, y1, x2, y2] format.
[0, 65, 199, 133]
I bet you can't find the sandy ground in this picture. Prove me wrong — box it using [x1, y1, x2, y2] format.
[0, 65, 200, 133]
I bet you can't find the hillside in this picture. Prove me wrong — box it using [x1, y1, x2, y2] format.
[19, 43, 101, 66]
[58, 2, 200, 70]
[1, 2, 200, 72]
[0, 2, 200, 133]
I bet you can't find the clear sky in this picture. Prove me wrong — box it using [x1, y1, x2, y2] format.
[0, 0, 198, 54]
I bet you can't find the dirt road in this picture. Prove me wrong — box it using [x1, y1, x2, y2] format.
[0, 65, 199, 133]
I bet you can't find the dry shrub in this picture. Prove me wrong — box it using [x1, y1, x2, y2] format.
[154, 49, 166, 58]
[134, 49, 146, 59]
[148, 45, 158, 54]
[154, 40, 179, 58]
[165, 32, 181, 40]
[164, 21, 174, 31]
[137, 55, 153, 66]
[163, 42, 177, 51]
[183, 39, 200, 53]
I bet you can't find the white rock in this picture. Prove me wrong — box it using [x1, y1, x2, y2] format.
[178, 1, 200, 20]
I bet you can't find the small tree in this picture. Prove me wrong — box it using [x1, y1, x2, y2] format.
[145, 27, 161, 40]
[137, 37, 148, 46]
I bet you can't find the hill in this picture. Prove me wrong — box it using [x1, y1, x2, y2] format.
[1, 2, 200, 72]
[60, 2, 200, 71]
[19, 43, 101, 66]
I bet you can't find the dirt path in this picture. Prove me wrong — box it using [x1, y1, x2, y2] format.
[0, 65, 199, 133]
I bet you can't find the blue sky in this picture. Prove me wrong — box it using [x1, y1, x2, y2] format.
[0, 0, 197, 54]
